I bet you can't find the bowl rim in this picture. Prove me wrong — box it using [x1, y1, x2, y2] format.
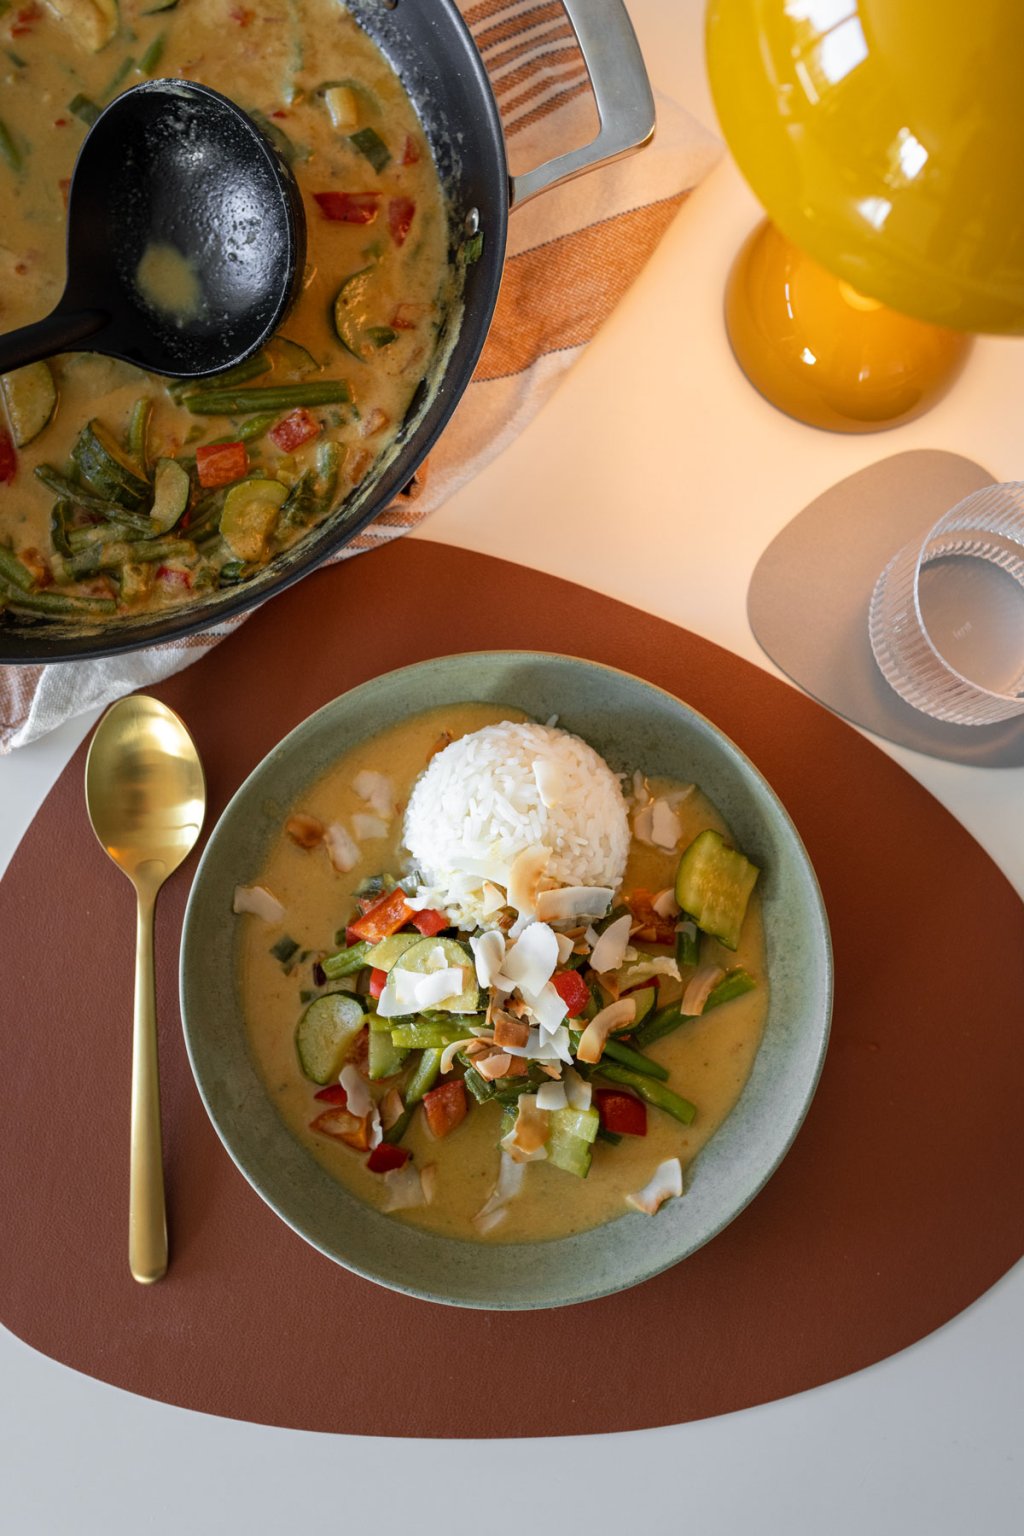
[180, 649, 834, 1308]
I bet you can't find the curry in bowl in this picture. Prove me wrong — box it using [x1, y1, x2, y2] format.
[0, 0, 458, 624]
[235, 705, 768, 1241]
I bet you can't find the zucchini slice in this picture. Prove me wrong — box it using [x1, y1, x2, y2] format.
[364, 932, 421, 972]
[72, 419, 150, 509]
[367, 1028, 408, 1081]
[390, 936, 479, 1014]
[48, 0, 120, 53]
[268, 336, 321, 379]
[1, 362, 56, 447]
[148, 457, 190, 532]
[220, 477, 287, 561]
[331, 267, 376, 363]
[674, 829, 760, 952]
[296, 993, 365, 1084]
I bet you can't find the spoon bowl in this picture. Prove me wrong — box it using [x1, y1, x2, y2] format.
[85, 694, 206, 1283]
[0, 80, 306, 379]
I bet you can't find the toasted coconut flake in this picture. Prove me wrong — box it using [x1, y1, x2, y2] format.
[650, 799, 682, 850]
[536, 1080, 567, 1112]
[503, 920, 559, 996]
[621, 956, 681, 986]
[500, 1095, 549, 1163]
[414, 966, 468, 1010]
[504, 1056, 529, 1076]
[480, 881, 506, 916]
[521, 980, 569, 1035]
[383, 1164, 425, 1212]
[492, 1014, 530, 1049]
[626, 1158, 683, 1215]
[324, 821, 359, 873]
[589, 913, 633, 976]
[285, 813, 324, 849]
[652, 888, 680, 919]
[532, 756, 567, 808]
[339, 1065, 373, 1120]
[352, 812, 389, 841]
[463, 1037, 493, 1058]
[352, 769, 394, 820]
[563, 1067, 592, 1110]
[535, 885, 614, 924]
[681, 964, 726, 1016]
[576, 998, 636, 1064]
[470, 929, 506, 989]
[632, 804, 655, 845]
[555, 933, 575, 965]
[632, 769, 650, 805]
[420, 1164, 438, 1204]
[380, 1087, 405, 1131]
[475, 1052, 514, 1081]
[232, 884, 285, 923]
[506, 844, 550, 919]
[439, 1037, 478, 1074]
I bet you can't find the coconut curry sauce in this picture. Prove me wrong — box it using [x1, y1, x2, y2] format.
[0, 0, 456, 622]
[239, 706, 769, 1244]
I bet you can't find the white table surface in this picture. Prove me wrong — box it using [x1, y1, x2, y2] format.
[2, 3, 1021, 1531]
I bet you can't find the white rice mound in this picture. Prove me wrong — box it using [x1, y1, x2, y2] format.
[403, 721, 629, 927]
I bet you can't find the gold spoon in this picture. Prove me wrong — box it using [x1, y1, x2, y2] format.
[85, 695, 206, 1285]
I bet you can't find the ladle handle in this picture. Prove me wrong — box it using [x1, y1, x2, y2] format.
[130, 886, 168, 1285]
[0, 307, 107, 372]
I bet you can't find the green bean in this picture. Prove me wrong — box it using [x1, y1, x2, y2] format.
[50, 502, 73, 560]
[1, 585, 117, 617]
[139, 33, 166, 74]
[0, 544, 36, 592]
[100, 56, 135, 102]
[596, 1064, 696, 1126]
[182, 382, 350, 415]
[206, 412, 279, 446]
[321, 940, 371, 980]
[68, 94, 101, 127]
[169, 350, 271, 399]
[382, 1107, 413, 1146]
[67, 522, 147, 550]
[390, 1022, 466, 1050]
[462, 1064, 495, 1104]
[675, 919, 700, 969]
[66, 537, 195, 578]
[404, 1047, 443, 1106]
[569, 1031, 669, 1082]
[0, 117, 21, 173]
[633, 968, 758, 1049]
[33, 466, 158, 530]
[349, 126, 390, 172]
[596, 1128, 623, 1146]
[127, 398, 154, 471]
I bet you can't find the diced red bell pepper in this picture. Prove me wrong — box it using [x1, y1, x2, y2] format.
[366, 1143, 411, 1174]
[348, 887, 413, 944]
[626, 889, 677, 946]
[313, 190, 379, 224]
[410, 907, 448, 937]
[422, 1079, 467, 1139]
[368, 967, 388, 1000]
[196, 440, 248, 489]
[313, 1083, 348, 1104]
[595, 1089, 647, 1137]
[551, 968, 590, 1018]
[345, 923, 364, 946]
[388, 196, 416, 247]
[155, 565, 192, 589]
[11, 3, 41, 37]
[309, 1107, 371, 1148]
[269, 407, 320, 453]
[400, 134, 420, 166]
[0, 427, 17, 485]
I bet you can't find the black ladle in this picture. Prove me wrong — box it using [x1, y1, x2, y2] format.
[0, 79, 306, 379]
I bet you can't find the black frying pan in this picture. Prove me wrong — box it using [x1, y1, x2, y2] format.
[0, 0, 654, 663]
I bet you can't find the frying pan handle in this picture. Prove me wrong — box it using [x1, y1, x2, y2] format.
[507, 0, 656, 209]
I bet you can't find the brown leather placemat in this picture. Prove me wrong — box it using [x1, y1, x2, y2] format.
[1, 541, 1022, 1437]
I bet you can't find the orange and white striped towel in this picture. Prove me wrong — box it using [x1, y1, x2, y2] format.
[0, 1, 720, 752]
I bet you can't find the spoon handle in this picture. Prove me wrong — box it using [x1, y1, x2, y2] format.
[0, 307, 108, 373]
[130, 887, 168, 1285]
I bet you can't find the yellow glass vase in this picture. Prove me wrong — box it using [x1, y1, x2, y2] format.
[706, 0, 1024, 428]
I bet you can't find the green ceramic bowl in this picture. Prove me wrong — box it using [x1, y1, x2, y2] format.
[180, 652, 832, 1309]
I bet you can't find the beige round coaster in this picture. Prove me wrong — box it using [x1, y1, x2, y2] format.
[748, 450, 1024, 767]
